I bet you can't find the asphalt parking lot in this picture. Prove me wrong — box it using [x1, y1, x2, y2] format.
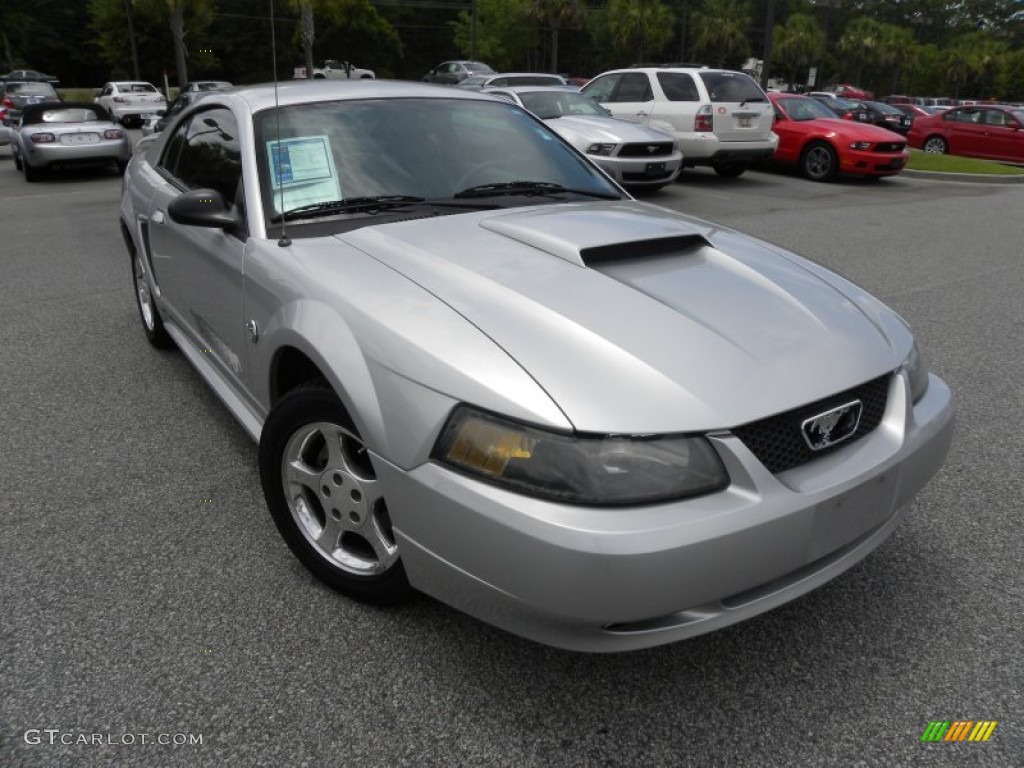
[0, 144, 1020, 767]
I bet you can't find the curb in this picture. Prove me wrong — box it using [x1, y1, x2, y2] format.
[901, 168, 1024, 184]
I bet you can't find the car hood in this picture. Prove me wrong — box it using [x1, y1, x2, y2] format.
[545, 115, 673, 144]
[336, 201, 908, 433]
[811, 118, 907, 141]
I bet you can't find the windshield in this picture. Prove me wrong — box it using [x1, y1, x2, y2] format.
[518, 91, 606, 119]
[8, 82, 57, 96]
[254, 97, 620, 233]
[30, 107, 107, 124]
[778, 97, 835, 121]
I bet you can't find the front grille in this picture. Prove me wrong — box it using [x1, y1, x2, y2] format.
[873, 142, 905, 152]
[619, 142, 674, 157]
[732, 374, 891, 474]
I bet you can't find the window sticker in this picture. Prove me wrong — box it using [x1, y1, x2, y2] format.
[266, 135, 341, 212]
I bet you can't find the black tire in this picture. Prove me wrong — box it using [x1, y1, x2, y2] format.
[800, 141, 838, 182]
[116, 159, 129, 175]
[712, 162, 748, 178]
[923, 135, 948, 154]
[23, 161, 41, 182]
[130, 247, 173, 348]
[121, 115, 134, 128]
[13, 151, 23, 171]
[259, 382, 414, 606]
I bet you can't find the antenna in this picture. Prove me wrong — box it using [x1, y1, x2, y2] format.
[269, 0, 291, 247]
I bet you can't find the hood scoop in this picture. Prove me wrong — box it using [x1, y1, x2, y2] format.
[479, 201, 714, 267]
[580, 234, 710, 265]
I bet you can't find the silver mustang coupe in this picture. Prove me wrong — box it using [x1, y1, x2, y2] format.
[120, 80, 953, 652]
[486, 86, 683, 190]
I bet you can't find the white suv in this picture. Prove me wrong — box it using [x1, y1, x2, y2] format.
[581, 67, 778, 177]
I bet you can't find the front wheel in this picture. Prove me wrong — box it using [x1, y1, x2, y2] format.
[259, 383, 414, 605]
[800, 141, 838, 182]
[712, 162, 747, 178]
[131, 251, 172, 347]
[923, 136, 948, 154]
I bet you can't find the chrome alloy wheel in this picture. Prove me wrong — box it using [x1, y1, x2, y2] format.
[134, 254, 155, 330]
[281, 421, 398, 575]
[804, 145, 834, 179]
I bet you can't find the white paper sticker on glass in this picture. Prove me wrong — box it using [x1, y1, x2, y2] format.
[266, 135, 341, 211]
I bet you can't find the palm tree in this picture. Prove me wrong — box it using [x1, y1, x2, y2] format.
[773, 12, 824, 88]
[290, 0, 316, 78]
[836, 17, 884, 86]
[688, 0, 751, 68]
[606, 0, 675, 62]
[530, 0, 582, 73]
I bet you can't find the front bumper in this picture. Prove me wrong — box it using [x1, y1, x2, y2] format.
[841, 149, 909, 176]
[591, 151, 683, 187]
[380, 371, 954, 651]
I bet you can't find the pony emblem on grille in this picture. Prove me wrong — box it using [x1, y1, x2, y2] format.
[801, 400, 863, 451]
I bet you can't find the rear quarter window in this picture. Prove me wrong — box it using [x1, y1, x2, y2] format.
[656, 73, 699, 102]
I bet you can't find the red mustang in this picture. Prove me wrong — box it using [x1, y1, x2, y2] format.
[768, 93, 909, 181]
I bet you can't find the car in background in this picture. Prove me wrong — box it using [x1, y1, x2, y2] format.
[855, 100, 912, 134]
[422, 60, 494, 84]
[767, 93, 908, 181]
[807, 92, 870, 122]
[908, 104, 1024, 162]
[95, 81, 167, 127]
[141, 89, 219, 136]
[0, 69, 59, 84]
[823, 84, 874, 100]
[10, 102, 131, 181]
[1, 81, 61, 128]
[581, 67, 777, 177]
[119, 79, 952, 652]
[183, 80, 233, 93]
[891, 103, 939, 121]
[485, 85, 682, 190]
[457, 73, 568, 90]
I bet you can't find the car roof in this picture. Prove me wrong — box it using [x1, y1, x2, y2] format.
[599, 67, 732, 75]
[111, 81, 156, 87]
[201, 80, 501, 114]
[484, 85, 581, 94]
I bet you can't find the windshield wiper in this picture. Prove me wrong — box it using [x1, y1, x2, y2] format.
[454, 180, 620, 200]
[270, 196, 428, 222]
[270, 195, 498, 223]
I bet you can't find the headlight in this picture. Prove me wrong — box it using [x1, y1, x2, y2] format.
[433, 406, 728, 505]
[849, 141, 871, 150]
[903, 340, 929, 403]
[586, 143, 616, 156]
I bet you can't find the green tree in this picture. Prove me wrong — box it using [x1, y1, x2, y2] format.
[772, 12, 823, 88]
[688, 0, 751, 68]
[451, 0, 537, 72]
[836, 16, 885, 85]
[530, 0, 583, 72]
[599, 0, 675, 63]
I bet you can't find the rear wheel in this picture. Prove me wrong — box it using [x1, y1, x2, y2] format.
[712, 162, 748, 178]
[800, 141, 838, 182]
[259, 382, 414, 605]
[22, 161, 41, 182]
[923, 136, 948, 154]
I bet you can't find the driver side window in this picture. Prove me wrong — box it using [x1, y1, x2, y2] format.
[159, 107, 243, 208]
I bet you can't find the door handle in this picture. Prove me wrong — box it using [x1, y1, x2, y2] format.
[636, 111, 649, 117]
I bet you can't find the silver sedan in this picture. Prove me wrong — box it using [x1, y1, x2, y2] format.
[12, 102, 132, 181]
[120, 80, 953, 652]
[487, 86, 683, 190]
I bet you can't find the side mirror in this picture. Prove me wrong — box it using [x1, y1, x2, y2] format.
[168, 189, 238, 229]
